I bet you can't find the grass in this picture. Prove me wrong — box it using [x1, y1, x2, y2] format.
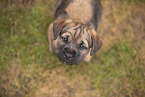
[0, 0, 145, 97]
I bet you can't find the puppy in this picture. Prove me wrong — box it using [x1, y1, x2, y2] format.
[48, 0, 104, 65]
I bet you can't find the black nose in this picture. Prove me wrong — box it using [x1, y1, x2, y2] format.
[63, 47, 76, 59]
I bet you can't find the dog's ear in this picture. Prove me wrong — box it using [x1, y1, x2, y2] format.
[53, 19, 72, 40]
[53, 19, 65, 40]
[90, 30, 104, 56]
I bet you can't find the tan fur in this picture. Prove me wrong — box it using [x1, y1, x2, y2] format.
[48, 22, 60, 54]
[48, 23, 53, 53]
[83, 49, 92, 62]
[66, 0, 93, 24]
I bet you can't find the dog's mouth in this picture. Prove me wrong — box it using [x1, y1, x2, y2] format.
[58, 49, 79, 65]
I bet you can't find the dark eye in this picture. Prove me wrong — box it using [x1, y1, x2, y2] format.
[61, 37, 68, 43]
[79, 42, 87, 50]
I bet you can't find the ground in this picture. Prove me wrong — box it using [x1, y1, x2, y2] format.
[0, 0, 145, 97]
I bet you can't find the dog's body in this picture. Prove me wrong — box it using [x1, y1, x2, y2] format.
[48, 0, 104, 65]
[54, 0, 102, 30]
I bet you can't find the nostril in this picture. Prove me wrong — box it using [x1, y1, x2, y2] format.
[65, 52, 73, 59]
[63, 51, 72, 59]
[63, 47, 77, 59]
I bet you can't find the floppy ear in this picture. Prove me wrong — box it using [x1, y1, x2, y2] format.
[90, 31, 104, 56]
[53, 19, 65, 40]
[53, 19, 72, 40]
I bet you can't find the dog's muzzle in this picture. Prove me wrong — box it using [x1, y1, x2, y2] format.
[58, 47, 79, 65]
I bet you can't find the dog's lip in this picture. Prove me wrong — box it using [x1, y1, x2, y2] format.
[61, 60, 72, 65]
[62, 57, 70, 63]
[60, 57, 74, 65]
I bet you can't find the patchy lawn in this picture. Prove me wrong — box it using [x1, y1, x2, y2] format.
[0, 0, 145, 97]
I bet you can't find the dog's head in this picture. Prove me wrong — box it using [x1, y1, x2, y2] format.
[50, 19, 104, 65]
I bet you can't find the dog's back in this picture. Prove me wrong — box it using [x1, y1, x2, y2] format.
[54, 0, 102, 30]
[65, 0, 93, 24]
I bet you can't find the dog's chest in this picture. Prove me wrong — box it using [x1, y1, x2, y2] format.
[65, 0, 93, 24]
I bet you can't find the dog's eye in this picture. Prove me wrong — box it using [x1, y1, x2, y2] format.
[79, 42, 87, 50]
[61, 36, 68, 43]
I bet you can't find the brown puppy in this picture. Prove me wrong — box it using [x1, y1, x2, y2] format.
[48, 0, 104, 65]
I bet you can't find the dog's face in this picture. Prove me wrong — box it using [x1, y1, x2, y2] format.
[49, 19, 104, 65]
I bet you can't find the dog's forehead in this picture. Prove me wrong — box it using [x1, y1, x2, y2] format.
[61, 22, 93, 47]
[64, 23, 91, 39]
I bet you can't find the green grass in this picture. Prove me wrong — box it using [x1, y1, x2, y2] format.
[0, 0, 145, 97]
